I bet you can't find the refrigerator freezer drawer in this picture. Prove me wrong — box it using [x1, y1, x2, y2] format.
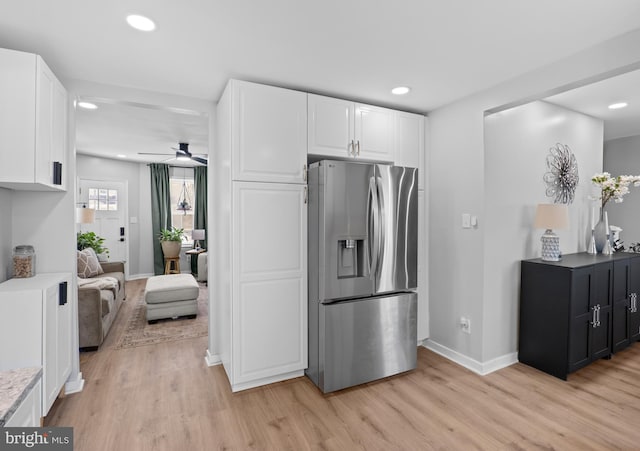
[317, 292, 417, 393]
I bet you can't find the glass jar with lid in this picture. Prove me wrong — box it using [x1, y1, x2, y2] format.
[12, 245, 36, 278]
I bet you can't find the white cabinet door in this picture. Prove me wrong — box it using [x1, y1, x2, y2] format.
[43, 284, 59, 414]
[0, 48, 37, 184]
[231, 182, 307, 386]
[232, 80, 307, 184]
[308, 94, 354, 159]
[51, 73, 67, 190]
[35, 59, 54, 187]
[354, 103, 394, 162]
[395, 111, 425, 190]
[57, 282, 72, 386]
[417, 190, 429, 341]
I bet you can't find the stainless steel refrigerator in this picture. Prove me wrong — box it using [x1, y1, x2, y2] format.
[307, 160, 418, 393]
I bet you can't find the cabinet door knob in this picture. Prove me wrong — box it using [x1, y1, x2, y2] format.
[303, 164, 308, 182]
[356, 140, 361, 156]
[590, 305, 598, 328]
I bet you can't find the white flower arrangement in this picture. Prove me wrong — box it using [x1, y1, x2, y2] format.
[591, 172, 640, 208]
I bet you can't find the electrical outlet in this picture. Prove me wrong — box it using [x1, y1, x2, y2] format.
[460, 317, 471, 334]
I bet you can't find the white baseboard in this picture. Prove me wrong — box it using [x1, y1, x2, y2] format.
[205, 349, 221, 366]
[128, 273, 154, 281]
[65, 372, 85, 394]
[422, 340, 517, 376]
[230, 370, 304, 393]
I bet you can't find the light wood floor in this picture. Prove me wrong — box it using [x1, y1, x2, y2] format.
[47, 280, 640, 450]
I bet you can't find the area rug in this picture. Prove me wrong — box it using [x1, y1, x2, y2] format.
[114, 283, 208, 350]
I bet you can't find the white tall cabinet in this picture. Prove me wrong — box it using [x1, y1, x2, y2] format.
[215, 80, 308, 392]
[394, 112, 428, 342]
[0, 273, 72, 417]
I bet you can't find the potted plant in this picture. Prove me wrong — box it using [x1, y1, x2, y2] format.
[159, 226, 184, 258]
[77, 231, 109, 261]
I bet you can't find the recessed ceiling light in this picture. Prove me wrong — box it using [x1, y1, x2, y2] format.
[608, 102, 628, 110]
[116, 154, 127, 158]
[391, 86, 411, 96]
[126, 14, 156, 32]
[77, 102, 98, 110]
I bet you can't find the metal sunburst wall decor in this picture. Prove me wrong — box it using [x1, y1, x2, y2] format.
[543, 143, 579, 204]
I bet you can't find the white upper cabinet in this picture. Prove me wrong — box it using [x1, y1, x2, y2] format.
[229, 80, 307, 184]
[0, 48, 67, 191]
[394, 111, 425, 190]
[308, 94, 395, 162]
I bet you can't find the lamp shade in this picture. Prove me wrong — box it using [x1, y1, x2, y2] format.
[533, 204, 569, 230]
[192, 229, 205, 241]
[75, 207, 95, 224]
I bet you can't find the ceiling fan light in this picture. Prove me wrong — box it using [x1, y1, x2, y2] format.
[608, 102, 628, 110]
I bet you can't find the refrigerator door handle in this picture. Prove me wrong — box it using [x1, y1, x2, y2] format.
[376, 175, 386, 269]
[368, 176, 380, 276]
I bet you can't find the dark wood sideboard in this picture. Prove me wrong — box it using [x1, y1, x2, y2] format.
[519, 252, 640, 380]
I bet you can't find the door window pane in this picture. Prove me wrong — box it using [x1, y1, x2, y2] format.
[88, 188, 118, 211]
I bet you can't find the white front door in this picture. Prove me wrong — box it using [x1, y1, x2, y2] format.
[78, 179, 128, 274]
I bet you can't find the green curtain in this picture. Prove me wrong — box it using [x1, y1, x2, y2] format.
[192, 165, 208, 275]
[150, 163, 172, 275]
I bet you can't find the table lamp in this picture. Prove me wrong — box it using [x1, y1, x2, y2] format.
[192, 229, 205, 250]
[533, 204, 569, 261]
[75, 204, 95, 224]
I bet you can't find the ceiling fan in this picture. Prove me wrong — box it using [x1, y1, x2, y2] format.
[138, 142, 208, 165]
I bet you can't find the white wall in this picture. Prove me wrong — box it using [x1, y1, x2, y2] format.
[0, 188, 12, 281]
[427, 28, 640, 371]
[76, 154, 154, 278]
[484, 101, 603, 361]
[603, 135, 640, 245]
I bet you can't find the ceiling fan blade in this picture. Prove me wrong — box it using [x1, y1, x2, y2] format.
[191, 156, 208, 165]
[138, 152, 174, 155]
[172, 148, 189, 156]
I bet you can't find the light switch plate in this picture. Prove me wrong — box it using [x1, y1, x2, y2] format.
[462, 214, 471, 229]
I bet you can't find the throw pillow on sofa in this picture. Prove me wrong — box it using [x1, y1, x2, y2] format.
[77, 248, 104, 278]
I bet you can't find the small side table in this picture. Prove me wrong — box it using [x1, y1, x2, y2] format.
[185, 248, 207, 256]
[186, 249, 207, 281]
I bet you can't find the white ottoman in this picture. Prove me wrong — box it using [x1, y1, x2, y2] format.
[144, 274, 199, 323]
